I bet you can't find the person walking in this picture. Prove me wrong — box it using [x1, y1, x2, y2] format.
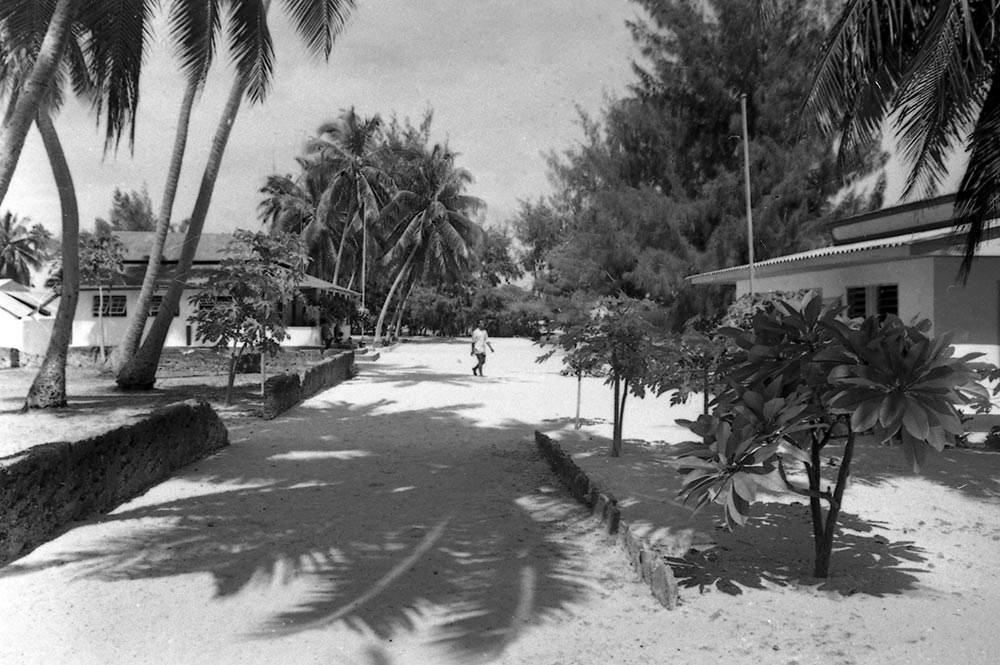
[470, 319, 494, 376]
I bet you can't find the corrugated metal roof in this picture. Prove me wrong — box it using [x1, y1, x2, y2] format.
[0, 290, 53, 318]
[688, 223, 992, 283]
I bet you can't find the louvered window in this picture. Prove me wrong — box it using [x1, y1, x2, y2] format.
[845, 284, 898, 319]
[92, 294, 126, 317]
[846, 287, 867, 318]
[876, 285, 898, 317]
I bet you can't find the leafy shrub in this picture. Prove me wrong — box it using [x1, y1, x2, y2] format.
[668, 294, 988, 577]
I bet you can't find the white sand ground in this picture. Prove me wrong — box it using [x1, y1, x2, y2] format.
[1, 338, 999, 664]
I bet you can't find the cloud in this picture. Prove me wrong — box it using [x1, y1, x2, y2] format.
[3, 0, 638, 233]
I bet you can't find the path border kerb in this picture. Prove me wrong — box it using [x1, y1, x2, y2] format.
[534, 430, 679, 610]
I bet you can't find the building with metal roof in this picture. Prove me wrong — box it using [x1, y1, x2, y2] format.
[687, 195, 1000, 365]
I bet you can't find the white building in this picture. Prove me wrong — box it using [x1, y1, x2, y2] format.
[0, 278, 57, 359]
[1, 232, 359, 357]
[688, 195, 1000, 365]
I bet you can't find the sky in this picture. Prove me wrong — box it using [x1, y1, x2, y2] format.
[3, 0, 641, 236]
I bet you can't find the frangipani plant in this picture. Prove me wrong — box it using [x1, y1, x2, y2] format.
[670, 294, 988, 577]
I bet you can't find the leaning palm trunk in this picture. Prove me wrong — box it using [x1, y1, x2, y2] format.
[390, 278, 416, 341]
[25, 109, 78, 408]
[107, 79, 198, 374]
[373, 247, 416, 347]
[0, 0, 79, 209]
[116, 73, 246, 389]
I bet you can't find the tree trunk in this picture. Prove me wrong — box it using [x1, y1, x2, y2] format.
[372, 246, 416, 347]
[25, 109, 78, 409]
[611, 376, 622, 457]
[0, 0, 79, 209]
[259, 344, 266, 397]
[97, 283, 106, 361]
[813, 423, 856, 578]
[575, 371, 582, 429]
[702, 365, 710, 415]
[115, 71, 247, 389]
[389, 277, 416, 341]
[107, 79, 198, 373]
[330, 203, 358, 287]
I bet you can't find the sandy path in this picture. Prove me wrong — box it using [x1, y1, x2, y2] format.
[1, 339, 999, 664]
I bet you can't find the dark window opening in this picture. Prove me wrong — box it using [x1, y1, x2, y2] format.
[876, 285, 898, 317]
[845, 284, 898, 319]
[846, 287, 867, 319]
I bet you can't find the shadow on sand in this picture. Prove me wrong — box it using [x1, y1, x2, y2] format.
[665, 502, 928, 597]
[2, 370, 596, 663]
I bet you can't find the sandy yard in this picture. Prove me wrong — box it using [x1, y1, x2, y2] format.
[1, 338, 999, 664]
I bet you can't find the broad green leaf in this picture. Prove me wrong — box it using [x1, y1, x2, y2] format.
[900, 397, 930, 439]
[732, 473, 757, 504]
[878, 393, 907, 431]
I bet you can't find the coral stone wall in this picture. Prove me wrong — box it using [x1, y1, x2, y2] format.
[261, 350, 355, 420]
[0, 399, 228, 565]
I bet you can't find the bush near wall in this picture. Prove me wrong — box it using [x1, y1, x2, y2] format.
[0, 399, 228, 565]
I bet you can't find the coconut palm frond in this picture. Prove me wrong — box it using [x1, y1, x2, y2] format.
[226, 0, 274, 105]
[82, 0, 157, 152]
[167, 0, 221, 86]
[955, 67, 1000, 279]
[894, 0, 985, 198]
[282, 0, 356, 59]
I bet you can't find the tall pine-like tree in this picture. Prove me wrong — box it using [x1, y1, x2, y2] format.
[525, 0, 886, 328]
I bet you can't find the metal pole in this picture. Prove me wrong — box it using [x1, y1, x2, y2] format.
[741, 93, 756, 295]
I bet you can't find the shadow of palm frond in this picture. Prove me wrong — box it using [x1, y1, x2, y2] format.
[2, 399, 595, 662]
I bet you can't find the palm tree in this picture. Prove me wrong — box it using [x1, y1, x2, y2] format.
[108, 0, 271, 374]
[302, 109, 394, 299]
[372, 145, 485, 347]
[0, 211, 48, 285]
[116, 0, 358, 389]
[0, 0, 154, 209]
[260, 161, 341, 280]
[1, 11, 94, 408]
[806, 0, 1000, 277]
[24, 107, 81, 408]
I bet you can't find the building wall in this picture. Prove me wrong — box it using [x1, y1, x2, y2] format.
[736, 257, 936, 323]
[934, 255, 1000, 365]
[71, 288, 324, 349]
[72, 289, 204, 348]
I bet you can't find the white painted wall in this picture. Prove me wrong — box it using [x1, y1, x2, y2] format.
[735, 257, 937, 324]
[72, 289, 199, 348]
[71, 289, 324, 348]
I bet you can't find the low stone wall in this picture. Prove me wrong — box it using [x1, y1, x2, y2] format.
[261, 373, 302, 420]
[261, 350, 355, 420]
[534, 430, 679, 609]
[0, 399, 228, 566]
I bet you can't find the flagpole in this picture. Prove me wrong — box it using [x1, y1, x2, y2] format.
[741, 93, 756, 295]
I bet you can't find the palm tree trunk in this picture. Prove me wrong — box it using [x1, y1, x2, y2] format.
[25, 109, 78, 409]
[372, 246, 416, 347]
[330, 205, 358, 287]
[107, 79, 198, 373]
[0, 0, 80, 209]
[115, 72, 247, 389]
[390, 277, 416, 340]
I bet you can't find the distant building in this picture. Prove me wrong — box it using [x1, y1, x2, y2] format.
[688, 194, 1000, 364]
[0, 278, 56, 359]
[1, 232, 358, 358]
